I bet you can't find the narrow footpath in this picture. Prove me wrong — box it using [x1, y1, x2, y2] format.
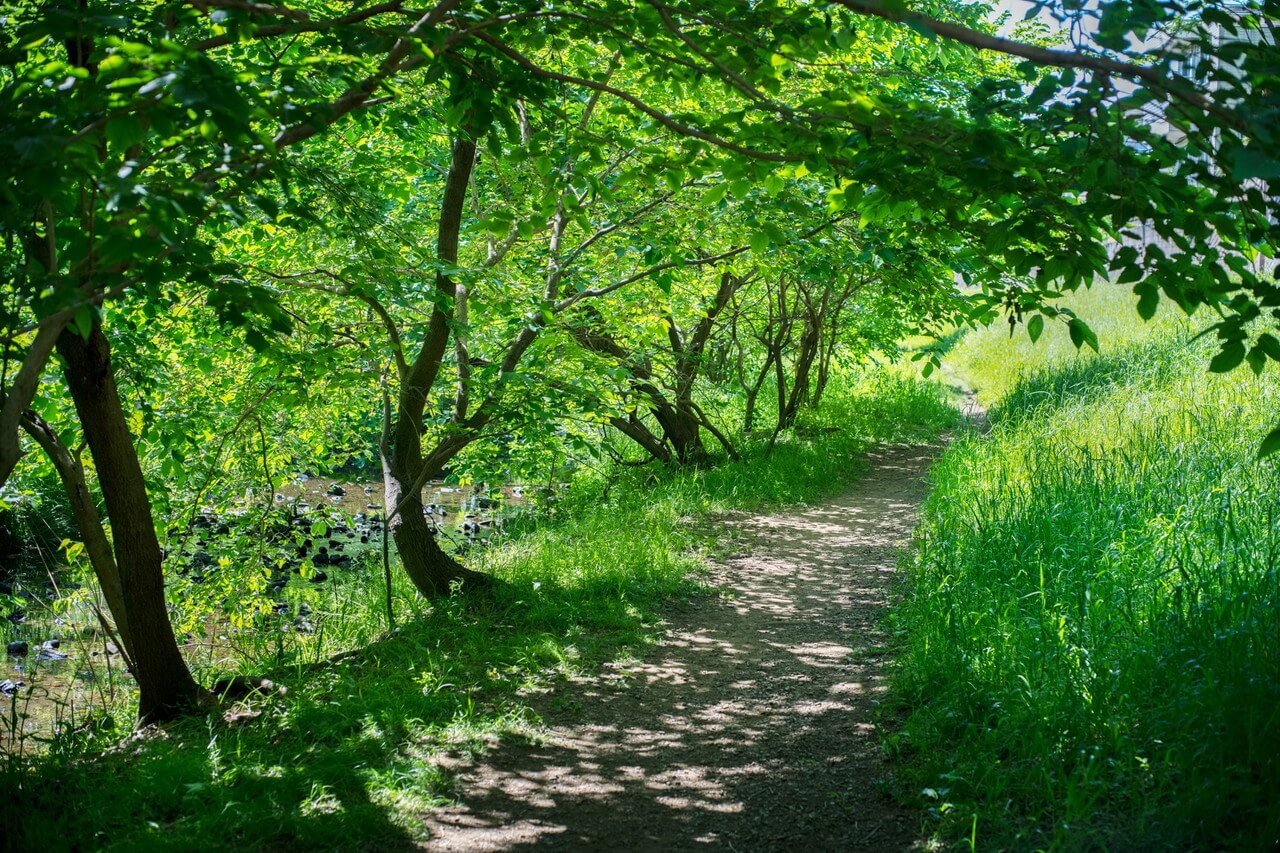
[422, 443, 941, 851]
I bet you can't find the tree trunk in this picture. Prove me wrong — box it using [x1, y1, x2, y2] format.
[382, 443, 488, 598]
[383, 131, 491, 599]
[742, 349, 775, 435]
[778, 311, 821, 432]
[784, 338, 819, 426]
[811, 331, 839, 410]
[773, 341, 789, 431]
[20, 411, 135, 663]
[608, 414, 674, 464]
[689, 401, 740, 461]
[650, 398, 708, 465]
[57, 321, 209, 724]
[812, 342, 834, 409]
[662, 269, 744, 464]
[390, 491, 483, 598]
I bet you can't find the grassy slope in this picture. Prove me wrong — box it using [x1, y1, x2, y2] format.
[943, 283, 1189, 405]
[2, 373, 956, 852]
[891, 284, 1280, 850]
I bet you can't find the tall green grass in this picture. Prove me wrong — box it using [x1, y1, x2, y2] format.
[945, 283, 1190, 404]
[892, 292, 1280, 849]
[1, 370, 956, 851]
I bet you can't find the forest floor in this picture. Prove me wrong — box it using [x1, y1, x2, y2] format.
[418, 442, 941, 851]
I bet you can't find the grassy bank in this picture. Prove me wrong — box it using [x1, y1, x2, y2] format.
[942, 283, 1189, 404]
[2, 371, 955, 851]
[891, 286, 1280, 849]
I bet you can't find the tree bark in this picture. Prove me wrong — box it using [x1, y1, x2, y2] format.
[812, 335, 836, 409]
[778, 315, 821, 430]
[57, 321, 209, 724]
[650, 397, 708, 464]
[690, 401, 739, 461]
[742, 349, 774, 435]
[383, 434, 489, 598]
[661, 270, 747, 464]
[809, 280, 852, 410]
[572, 327, 710, 465]
[608, 414, 674, 464]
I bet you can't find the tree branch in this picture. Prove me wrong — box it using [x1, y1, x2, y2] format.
[832, 0, 1245, 133]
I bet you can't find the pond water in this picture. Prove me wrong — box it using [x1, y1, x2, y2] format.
[1, 478, 539, 755]
[278, 476, 529, 540]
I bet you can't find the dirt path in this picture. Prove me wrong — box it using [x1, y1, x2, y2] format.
[422, 443, 940, 852]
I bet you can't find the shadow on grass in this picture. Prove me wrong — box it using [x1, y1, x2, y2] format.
[1, 371, 960, 851]
[1, 574, 692, 851]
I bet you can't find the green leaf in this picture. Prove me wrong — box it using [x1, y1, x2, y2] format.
[1027, 314, 1044, 343]
[1208, 343, 1245, 373]
[1232, 146, 1280, 181]
[1246, 346, 1267, 376]
[73, 305, 95, 340]
[97, 53, 130, 79]
[905, 20, 938, 40]
[244, 328, 269, 351]
[1117, 264, 1144, 284]
[1135, 285, 1159, 320]
[106, 114, 145, 152]
[1067, 318, 1098, 352]
[1258, 424, 1280, 459]
[749, 232, 769, 254]
[1257, 333, 1280, 362]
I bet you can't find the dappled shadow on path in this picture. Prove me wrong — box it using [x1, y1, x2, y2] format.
[421, 444, 939, 852]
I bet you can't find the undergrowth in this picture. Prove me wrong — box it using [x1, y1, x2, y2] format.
[892, 286, 1280, 850]
[1, 370, 955, 851]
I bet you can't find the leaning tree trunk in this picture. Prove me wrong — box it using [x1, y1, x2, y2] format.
[777, 313, 822, 432]
[661, 269, 744, 465]
[58, 321, 209, 724]
[739, 344, 777, 435]
[608, 414, 675, 464]
[782, 345, 819, 428]
[385, 480, 482, 598]
[811, 344, 834, 410]
[20, 411, 135, 664]
[742, 350, 775, 435]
